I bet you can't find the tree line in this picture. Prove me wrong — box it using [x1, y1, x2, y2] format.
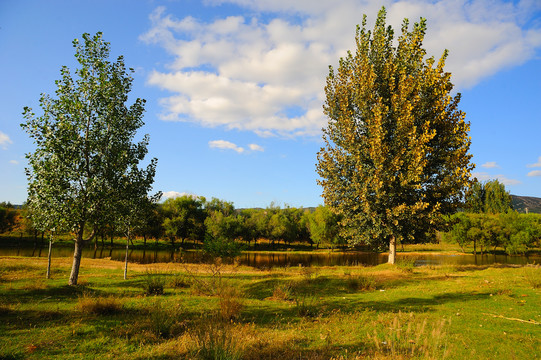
[0, 198, 345, 251]
[445, 179, 541, 255]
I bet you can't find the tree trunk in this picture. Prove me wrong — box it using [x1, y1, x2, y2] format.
[388, 235, 396, 264]
[69, 232, 84, 285]
[124, 231, 130, 280]
[46, 238, 53, 279]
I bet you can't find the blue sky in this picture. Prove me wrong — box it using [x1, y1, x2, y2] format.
[1, 0, 540, 208]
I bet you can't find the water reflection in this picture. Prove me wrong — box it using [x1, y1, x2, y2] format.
[1, 246, 538, 267]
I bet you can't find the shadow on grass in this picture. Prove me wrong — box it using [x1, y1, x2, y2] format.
[241, 289, 493, 326]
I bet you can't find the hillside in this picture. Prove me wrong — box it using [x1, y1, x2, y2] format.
[511, 195, 541, 213]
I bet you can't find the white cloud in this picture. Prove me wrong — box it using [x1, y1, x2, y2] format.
[481, 161, 499, 168]
[209, 140, 245, 153]
[527, 156, 541, 168]
[161, 191, 198, 200]
[527, 170, 541, 177]
[0, 131, 13, 150]
[9, 160, 18, 165]
[141, 1, 541, 137]
[472, 172, 521, 185]
[249, 143, 264, 152]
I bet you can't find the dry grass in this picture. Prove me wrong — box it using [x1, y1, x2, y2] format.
[77, 294, 124, 315]
[218, 285, 244, 321]
[369, 312, 450, 359]
[523, 263, 541, 289]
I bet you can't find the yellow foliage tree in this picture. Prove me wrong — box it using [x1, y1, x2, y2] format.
[316, 8, 474, 263]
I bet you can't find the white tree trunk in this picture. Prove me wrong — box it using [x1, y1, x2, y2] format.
[388, 235, 396, 264]
[69, 237, 83, 285]
[46, 239, 52, 279]
[124, 232, 130, 280]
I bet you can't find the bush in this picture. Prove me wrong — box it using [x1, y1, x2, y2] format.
[203, 235, 245, 259]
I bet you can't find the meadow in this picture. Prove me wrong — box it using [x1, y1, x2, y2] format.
[0, 255, 539, 359]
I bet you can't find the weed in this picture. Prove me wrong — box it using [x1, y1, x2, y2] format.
[147, 299, 187, 339]
[300, 265, 317, 282]
[218, 286, 244, 321]
[346, 273, 376, 291]
[523, 263, 541, 288]
[77, 294, 123, 315]
[368, 312, 450, 359]
[142, 270, 165, 295]
[168, 273, 191, 289]
[396, 257, 417, 272]
[272, 281, 294, 300]
[294, 295, 318, 318]
[191, 316, 242, 360]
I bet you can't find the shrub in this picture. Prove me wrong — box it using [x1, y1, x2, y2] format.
[203, 235, 245, 259]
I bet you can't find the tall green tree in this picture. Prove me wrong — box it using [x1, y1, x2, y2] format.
[316, 8, 474, 263]
[465, 179, 512, 214]
[21, 32, 158, 285]
[306, 205, 342, 249]
[162, 195, 206, 247]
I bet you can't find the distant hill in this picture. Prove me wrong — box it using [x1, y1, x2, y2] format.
[511, 195, 541, 214]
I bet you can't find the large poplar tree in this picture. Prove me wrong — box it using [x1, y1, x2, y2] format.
[316, 8, 474, 263]
[21, 32, 159, 284]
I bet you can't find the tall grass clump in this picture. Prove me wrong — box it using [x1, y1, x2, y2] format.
[147, 299, 187, 339]
[346, 273, 376, 291]
[77, 294, 123, 315]
[523, 263, 541, 289]
[168, 272, 191, 289]
[191, 316, 242, 360]
[142, 270, 166, 295]
[272, 281, 294, 300]
[369, 312, 450, 359]
[218, 285, 244, 321]
[396, 257, 417, 273]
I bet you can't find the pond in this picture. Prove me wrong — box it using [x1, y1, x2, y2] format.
[1, 245, 539, 267]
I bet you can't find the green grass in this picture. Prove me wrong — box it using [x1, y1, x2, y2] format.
[0, 256, 539, 359]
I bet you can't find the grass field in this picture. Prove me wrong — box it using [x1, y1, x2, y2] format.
[0, 256, 539, 359]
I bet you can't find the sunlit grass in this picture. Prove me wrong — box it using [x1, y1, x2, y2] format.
[0, 256, 539, 359]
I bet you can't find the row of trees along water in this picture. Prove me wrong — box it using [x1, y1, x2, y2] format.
[0, 198, 343, 251]
[4, 180, 541, 258]
[444, 180, 541, 256]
